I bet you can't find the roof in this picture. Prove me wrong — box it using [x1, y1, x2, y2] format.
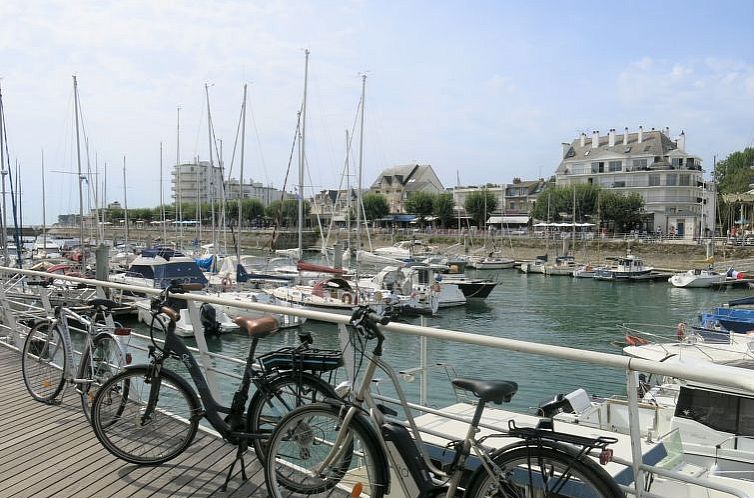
[556, 130, 691, 175]
[370, 164, 444, 193]
[487, 216, 529, 224]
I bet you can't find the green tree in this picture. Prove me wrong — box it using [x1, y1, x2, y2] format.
[404, 192, 436, 219]
[531, 184, 600, 222]
[599, 191, 644, 232]
[464, 189, 498, 227]
[265, 199, 310, 227]
[433, 192, 455, 228]
[362, 193, 389, 221]
[714, 147, 754, 194]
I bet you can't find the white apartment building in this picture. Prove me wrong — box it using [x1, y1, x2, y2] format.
[555, 127, 715, 238]
[172, 161, 284, 207]
[172, 161, 225, 205]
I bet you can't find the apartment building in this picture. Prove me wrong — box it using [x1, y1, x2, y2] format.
[555, 127, 714, 237]
[369, 164, 445, 213]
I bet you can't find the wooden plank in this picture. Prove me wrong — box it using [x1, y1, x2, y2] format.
[0, 346, 269, 498]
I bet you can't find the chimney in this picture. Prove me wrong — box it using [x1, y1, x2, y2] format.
[580, 133, 586, 147]
[676, 130, 686, 151]
[608, 128, 615, 147]
[623, 127, 629, 145]
[592, 130, 599, 148]
[638, 126, 643, 143]
[665, 126, 670, 137]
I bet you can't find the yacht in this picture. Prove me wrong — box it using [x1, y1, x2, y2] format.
[669, 268, 727, 288]
[593, 253, 653, 281]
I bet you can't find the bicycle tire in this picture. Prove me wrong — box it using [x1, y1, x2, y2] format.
[90, 366, 201, 465]
[247, 371, 338, 461]
[466, 444, 624, 498]
[21, 321, 67, 403]
[265, 402, 389, 498]
[79, 333, 126, 423]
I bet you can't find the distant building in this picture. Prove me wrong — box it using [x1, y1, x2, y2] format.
[369, 164, 444, 213]
[504, 178, 547, 215]
[555, 127, 714, 237]
[172, 160, 285, 208]
[310, 189, 358, 225]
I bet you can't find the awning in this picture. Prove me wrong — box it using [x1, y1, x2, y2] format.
[487, 216, 529, 225]
[332, 215, 346, 222]
[391, 214, 417, 222]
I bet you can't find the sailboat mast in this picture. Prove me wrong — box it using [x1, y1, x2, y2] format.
[160, 142, 166, 241]
[345, 129, 351, 250]
[0, 82, 7, 265]
[356, 74, 366, 249]
[73, 76, 86, 267]
[298, 49, 309, 259]
[237, 83, 247, 262]
[41, 149, 46, 249]
[176, 106, 182, 242]
[123, 155, 129, 250]
[572, 184, 576, 249]
[205, 84, 216, 258]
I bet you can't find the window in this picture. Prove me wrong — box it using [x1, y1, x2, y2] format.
[609, 161, 622, 172]
[679, 174, 690, 186]
[675, 387, 750, 435]
[666, 174, 677, 186]
[672, 158, 683, 168]
[591, 162, 605, 173]
[648, 174, 660, 186]
[632, 159, 648, 170]
[509, 202, 516, 210]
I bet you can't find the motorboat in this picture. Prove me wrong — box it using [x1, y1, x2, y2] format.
[467, 253, 515, 270]
[372, 240, 436, 260]
[572, 264, 597, 278]
[544, 255, 577, 276]
[669, 268, 727, 288]
[593, 253, 653, 281]
[265, 277, 386, 318]
[109, 247, 208, 289]
[518, 255, 547, 274]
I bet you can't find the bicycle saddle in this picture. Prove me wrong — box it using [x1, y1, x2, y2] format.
[452, 378, 518, 404]
[234, 315, 279, 338]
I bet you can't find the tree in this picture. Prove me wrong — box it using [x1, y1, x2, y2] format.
[714, 147, 754, 194]
[464, 189, 498, 227]
[362, 193, 389, 221]
[265, 199, 310, 227]
[404, 192, 436, 217]
[599, 191, 644, 232]
[531, 184, 600, 222]
[433, 193, 455, 228]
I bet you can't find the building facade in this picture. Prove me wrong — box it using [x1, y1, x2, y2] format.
[369, 164, 445, 213]
[555, 127, 714, 237]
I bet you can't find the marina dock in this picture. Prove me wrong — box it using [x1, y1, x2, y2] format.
[0, 347, 266, 498]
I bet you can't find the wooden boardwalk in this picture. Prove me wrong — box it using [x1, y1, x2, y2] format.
[0, 346, 267, 498]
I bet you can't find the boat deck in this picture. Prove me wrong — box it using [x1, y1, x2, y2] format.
[0, 346, 267, 498]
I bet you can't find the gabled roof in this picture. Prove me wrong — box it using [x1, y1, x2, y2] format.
[561, 131, 679, 162]
[370, 164, 444, 193]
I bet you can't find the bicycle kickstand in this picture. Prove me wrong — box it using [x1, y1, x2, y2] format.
[221, 442, 248, 492]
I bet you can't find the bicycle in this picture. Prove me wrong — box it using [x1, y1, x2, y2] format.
[264, 306, 624, 498]
[21, 297, 131, 422]
[89, 282, 342, 491]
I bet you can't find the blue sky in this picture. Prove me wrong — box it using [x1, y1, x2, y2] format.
[1, 0, 752, 224]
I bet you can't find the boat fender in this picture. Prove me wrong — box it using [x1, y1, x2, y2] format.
[220, 276, 232, 291]
[341, 292, 353, 305]
[676, 322, 686, 341]
[625, 335, 649, 346]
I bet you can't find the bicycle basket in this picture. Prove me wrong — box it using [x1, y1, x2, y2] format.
[258, 347, 343, 372]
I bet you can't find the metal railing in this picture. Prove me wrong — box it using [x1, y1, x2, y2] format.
[0, 265, 751, 498]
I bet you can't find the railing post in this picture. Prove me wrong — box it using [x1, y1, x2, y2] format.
[186, 300, 222, 398]
[0, 285, 19, 347]
[626, 369, 645, 497]
[420, 315, 428, 406]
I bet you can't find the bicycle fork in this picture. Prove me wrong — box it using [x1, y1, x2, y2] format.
[142, 362, 164, 426]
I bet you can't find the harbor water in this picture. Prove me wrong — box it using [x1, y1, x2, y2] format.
[128, 269, 753, 415]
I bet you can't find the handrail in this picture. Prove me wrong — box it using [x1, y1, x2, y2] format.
[2, 265, 754, 497]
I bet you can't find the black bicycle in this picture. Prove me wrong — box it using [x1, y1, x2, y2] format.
[90, 282, 341, 489]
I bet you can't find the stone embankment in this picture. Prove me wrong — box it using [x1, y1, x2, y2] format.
[48, 226, 754, 271]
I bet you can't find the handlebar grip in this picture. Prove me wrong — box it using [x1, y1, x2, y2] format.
[366, 311, 390, 326]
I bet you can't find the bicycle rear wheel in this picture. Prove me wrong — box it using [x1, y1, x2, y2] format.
[466, 445, 623, 498]
[247, 372, 338, 461]
[265, 403, 388, 498]
[79, 333, 126, 423]
[21, 321, 67, 403]
[90, 366, 200, 465]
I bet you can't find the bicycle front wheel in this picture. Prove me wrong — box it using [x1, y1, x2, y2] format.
[466, 445, 623, 498]
[90, 366, 200, 465]
[79, 333, 126, 422]
[265, 403, 388, 498]
[248, 372, 338, 461]
[21, 321, 67, 403]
